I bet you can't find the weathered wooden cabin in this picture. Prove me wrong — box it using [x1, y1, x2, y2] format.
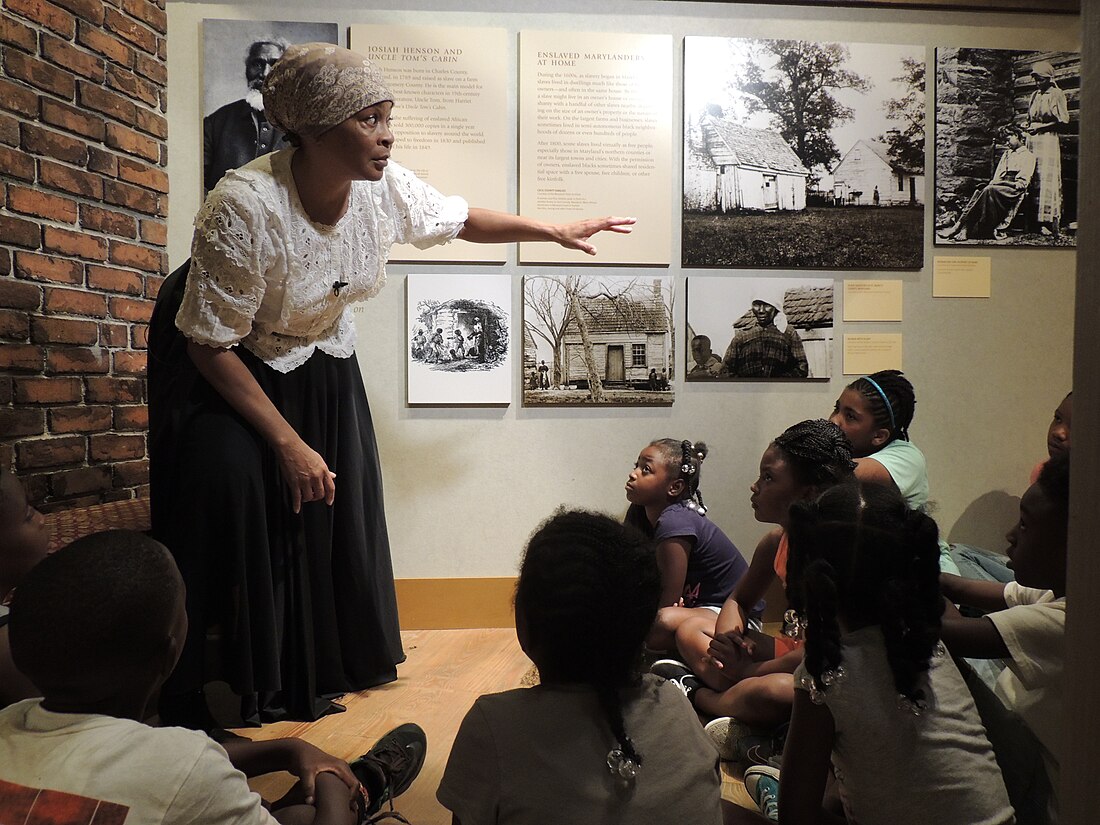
[559, 281, 670, 388]
[685, 115, 810, 212]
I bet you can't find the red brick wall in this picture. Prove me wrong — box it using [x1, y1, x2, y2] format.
[0, 0, 168, 510]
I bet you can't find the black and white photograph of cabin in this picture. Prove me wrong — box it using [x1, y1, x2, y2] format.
[683, 37, 926, 270]
[407, 274, 512, 405]
[523, 275, 674, 407]
[934, 48, 1079, 248]
[686, 277, 834, 381]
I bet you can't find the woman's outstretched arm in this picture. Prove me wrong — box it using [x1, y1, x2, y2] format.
[457, 208, 634, 254]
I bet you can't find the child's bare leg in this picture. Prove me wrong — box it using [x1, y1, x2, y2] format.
[694, 672, 794, 727]
[674, 614, 736, 691]
[647, 606, 715, 653]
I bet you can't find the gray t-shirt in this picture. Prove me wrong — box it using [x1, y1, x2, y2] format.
[795, 626, 1014, 825]
[438, 675, 722, 825]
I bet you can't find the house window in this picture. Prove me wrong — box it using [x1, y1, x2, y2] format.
[898, 175, 904, 192]
[632, 344, 647, 366]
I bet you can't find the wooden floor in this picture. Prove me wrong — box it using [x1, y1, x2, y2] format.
[231, 628, 754, 824]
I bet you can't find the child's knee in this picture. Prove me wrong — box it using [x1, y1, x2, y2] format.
[674, 614, 714, 657]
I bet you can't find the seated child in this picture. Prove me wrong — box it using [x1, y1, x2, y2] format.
[623, 439, 752, 652]
[828, 370, 960, 575]
[0, 529, 424, 825]
[828, 370, 925, 508]
[437, 510, 723, 825]
[0, 469, 50, 708]
[953, 389, 1071, 591]
[740, 483, 1013, 825]
[1031, 390, 1071, 484]
[652, 420, 855, 749]
[688, 335, 729, 379]
[941, 451, 1069, 823]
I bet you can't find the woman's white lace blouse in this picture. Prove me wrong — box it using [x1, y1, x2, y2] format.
[175, 149, 469, 373]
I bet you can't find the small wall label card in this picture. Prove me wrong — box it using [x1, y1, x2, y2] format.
[350, 24, 509, 263]
[932, 256, 992, 298]
[842, 280, 903, 322]
[519, 31, 672, 265]
[843, 334, 903, 375]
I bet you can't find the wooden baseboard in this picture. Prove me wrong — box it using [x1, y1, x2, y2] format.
[395, 575, 788, 628]
[395, 577, 517, 629]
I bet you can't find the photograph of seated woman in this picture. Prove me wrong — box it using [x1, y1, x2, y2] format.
[938, 125, 1036, 242]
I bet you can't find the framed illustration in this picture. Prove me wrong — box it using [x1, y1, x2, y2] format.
[934, 48, 1080, 247]
[523, 274, 674, 406]
[683, 37, 926, 269]
[201, 20, 338, 195]
[407, 274, 512, 405]
[686, 276, 835, 380]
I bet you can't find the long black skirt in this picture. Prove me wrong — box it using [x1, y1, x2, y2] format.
[149, 263, 404, 724]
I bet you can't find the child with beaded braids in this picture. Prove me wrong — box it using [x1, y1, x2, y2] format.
[437, 510, 723, 825]
[657, 421, 854, 744]
[738, 482, 1013, 825]
[623, 439, 752, 652]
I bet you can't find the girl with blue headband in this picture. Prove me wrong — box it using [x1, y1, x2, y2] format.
[829, 370, 928, 511]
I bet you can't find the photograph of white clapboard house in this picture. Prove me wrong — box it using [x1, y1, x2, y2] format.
[683, 36, 926, 269]
[831, 139, 925, 206]
[523, 275, 674, 407]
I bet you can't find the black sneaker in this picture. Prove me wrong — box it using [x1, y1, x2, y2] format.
[350, 723, 427, 821]
[650, 659, 702, 703]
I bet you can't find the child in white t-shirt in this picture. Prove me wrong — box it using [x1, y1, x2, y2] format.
[942, 451, 1069, 823]
[0, 529, 424, 825]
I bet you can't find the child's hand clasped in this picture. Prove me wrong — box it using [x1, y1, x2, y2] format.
[702, 629, 756, 678]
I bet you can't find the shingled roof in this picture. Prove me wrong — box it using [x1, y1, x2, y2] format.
[733, 285, 834, 330]
[702, 116, 810, 176]
[783, 284, 834, 329]
[564, 288, 669, 336]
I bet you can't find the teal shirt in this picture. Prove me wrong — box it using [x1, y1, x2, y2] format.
[869, 439, 959, 575]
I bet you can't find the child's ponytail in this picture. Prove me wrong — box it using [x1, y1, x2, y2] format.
[879, 508, 944, 707]
[801, 558, 844, 692]
[786, 483, 946, 709]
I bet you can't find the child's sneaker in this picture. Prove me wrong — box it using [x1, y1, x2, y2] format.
[350, 722, 427, 821]
[703, 716, 753, 761]
[649, 659, 702, 703]
[742, 721, 789, 767]
[744, 764, 781, 821]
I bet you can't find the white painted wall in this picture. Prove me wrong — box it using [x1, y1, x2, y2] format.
[165, 0, 1078, 578]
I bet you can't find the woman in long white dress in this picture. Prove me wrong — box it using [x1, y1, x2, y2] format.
[150, 43, 633, 727]
[1025, 60, 1069, 236]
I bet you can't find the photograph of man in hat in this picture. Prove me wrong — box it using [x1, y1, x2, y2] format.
[722, 290, 808, 378]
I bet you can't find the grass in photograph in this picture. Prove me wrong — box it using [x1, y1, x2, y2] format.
[523, 388, 673, 407]
[682, 206, 924, 269]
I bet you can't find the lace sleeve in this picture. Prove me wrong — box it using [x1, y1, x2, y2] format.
[385, 162, 469, 250]
[175, 185, 274, 348]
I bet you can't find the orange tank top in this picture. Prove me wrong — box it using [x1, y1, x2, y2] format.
[771, 532, 802, 656]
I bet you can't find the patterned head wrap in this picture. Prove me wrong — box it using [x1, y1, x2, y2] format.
[262, 42, 394, 139]
[1029, 61, 1056, 80]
